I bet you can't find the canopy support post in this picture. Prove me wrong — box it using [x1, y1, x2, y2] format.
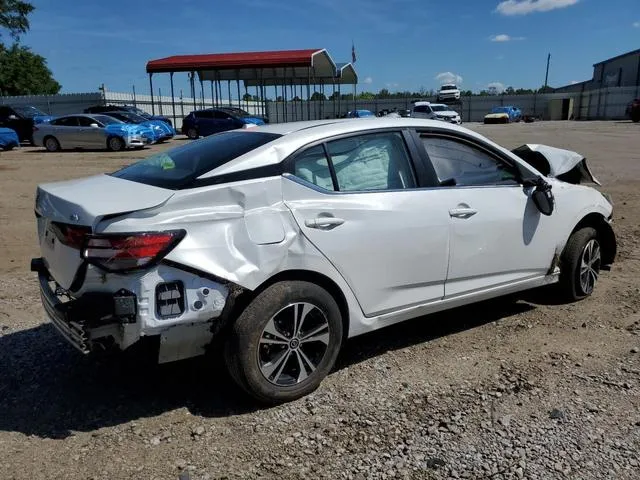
[170, 72, 176, 127]
[148, 73, 155, 115]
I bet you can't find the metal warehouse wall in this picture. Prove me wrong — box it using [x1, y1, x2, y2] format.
[592, 53, 640, 89]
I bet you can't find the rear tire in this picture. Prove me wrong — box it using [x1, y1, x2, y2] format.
[224, 281, 343, 404]
[558, 227, 601, 301]
[107, 136, 125, 152]
[44, 136, 60, 152]
[186, 127, 199, 139]
[632, 112, 640, 123]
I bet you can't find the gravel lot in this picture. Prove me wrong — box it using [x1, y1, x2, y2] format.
[0, 121, 639, 480]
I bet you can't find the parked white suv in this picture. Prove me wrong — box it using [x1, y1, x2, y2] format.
[438, 84, 461, 102]
[412, 102, 461, 124]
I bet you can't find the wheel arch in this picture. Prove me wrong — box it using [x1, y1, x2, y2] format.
[569, 212, 616, 266]
[231, 269, 351, 341]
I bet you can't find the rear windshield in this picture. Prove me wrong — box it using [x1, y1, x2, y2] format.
[111, 131, 281, 189]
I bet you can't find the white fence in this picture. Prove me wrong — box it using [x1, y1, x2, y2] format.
[0, 91, 264, 130]
[1, 86, 637, 128]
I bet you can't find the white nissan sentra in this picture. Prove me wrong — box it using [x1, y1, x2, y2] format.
[32, 118, 616, 403]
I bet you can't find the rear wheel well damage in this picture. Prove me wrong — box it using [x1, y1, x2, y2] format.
[220, 270, 350, 342]
[568, 213, 616, 266]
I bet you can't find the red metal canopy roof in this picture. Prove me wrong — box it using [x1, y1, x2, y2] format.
[146, 49, 324, 73]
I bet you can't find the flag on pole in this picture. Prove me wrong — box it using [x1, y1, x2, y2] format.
[351, 42, 356, 63]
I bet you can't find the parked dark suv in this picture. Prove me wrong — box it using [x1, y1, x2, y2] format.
[0, 105, 53, 144]
[181, 107, 265, 139]
[84, 105, 172, 126]
[626, 99, 640, 123]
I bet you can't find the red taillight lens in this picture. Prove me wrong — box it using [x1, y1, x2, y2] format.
[50, 222, 92, 249]
[82, 230, 185, 272]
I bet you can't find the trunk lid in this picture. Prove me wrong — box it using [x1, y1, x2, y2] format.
[35, 174, 174, 289]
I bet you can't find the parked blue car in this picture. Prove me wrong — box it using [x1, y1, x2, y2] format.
[484, 106, 522, 124]
[182, 108, 265, 139]
[85, 105, 172, 126]
[0, 127, 20, 150]
[345, 109, 375, 118]
[101, 111, 175, 143]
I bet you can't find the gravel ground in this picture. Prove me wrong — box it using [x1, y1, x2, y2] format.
[0, 121, 639, 480]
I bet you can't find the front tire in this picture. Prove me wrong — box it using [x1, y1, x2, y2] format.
[224, 281, 343, 404]
[559, 227, 602, 300]
[186, 127, 199, 139]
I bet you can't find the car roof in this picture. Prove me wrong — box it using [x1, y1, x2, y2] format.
[202, 118, 509, 178]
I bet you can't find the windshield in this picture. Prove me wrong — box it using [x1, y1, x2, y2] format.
[111, 131, 281, 189]
[13, 106, 47, 118]
[125, 107, 152, 118]
[440, 85, 456, 91]
[106, 111, 145, 123]
[93, 115, 123, 125]
[431, 105, 452, 112]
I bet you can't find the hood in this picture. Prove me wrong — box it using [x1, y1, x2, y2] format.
[485, 112, 509, 118]
[512, 144, 600, 185]
[435, 111, 458, 118]
[241, 116, 266, 125]
[105, 123, 149, 136]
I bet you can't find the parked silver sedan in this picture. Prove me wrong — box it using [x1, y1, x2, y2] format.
[33, 114, 154, 152]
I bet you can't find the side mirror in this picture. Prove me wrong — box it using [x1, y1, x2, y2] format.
[532, 182, 555, 216]
[89, 123, 100, 128]
[8, 115, 18, 120]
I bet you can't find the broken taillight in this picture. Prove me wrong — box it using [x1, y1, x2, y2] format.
[82, 230, 185, 272]
[50, 222, 92, 249]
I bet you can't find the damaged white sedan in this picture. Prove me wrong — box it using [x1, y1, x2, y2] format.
[32, 118, 616, 403]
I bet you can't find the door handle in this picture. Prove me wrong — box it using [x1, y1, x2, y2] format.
[305, 217, 345, 229]
[449, 207, 478, 219]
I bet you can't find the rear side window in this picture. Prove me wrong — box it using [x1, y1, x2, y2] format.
[111, 131, 281, 189]
[292, 132, 416, 192]
[294, 146, 335, 191]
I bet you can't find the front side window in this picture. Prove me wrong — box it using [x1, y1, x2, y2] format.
[77, 116, 98, 127]
[420, 135, 519, 186]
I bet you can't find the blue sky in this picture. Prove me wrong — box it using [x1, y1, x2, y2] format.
[15, 0, 640, 96]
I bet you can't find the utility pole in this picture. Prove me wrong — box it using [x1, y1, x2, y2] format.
[544, 53, 551, 90]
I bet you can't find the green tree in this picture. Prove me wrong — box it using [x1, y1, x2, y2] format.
[505, 86, 515, 95]
[310, 91, 326, 101]
[0, 0, 33, 40]
[0, 43, 61, 95]
[537, 85, 555, 93]
[377, 88, 391, 99]
[357, 91, 374, 100]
